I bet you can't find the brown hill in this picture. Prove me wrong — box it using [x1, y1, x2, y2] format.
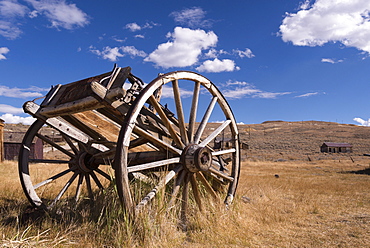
[238, 120, 370, 162]
[4, 121, 370, 163]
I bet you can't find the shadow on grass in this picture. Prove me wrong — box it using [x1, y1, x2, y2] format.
[342, 167, 370, 175]
[0, 188, 124, 228]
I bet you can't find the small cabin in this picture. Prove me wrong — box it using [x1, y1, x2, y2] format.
[214, 138, 249, 150]
[320, 142, 352, 153]
[214, 137, 233, 149]
[4, 131, 43, 160]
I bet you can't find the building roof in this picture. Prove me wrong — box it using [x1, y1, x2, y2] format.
[322, 142, 352, 148]
[4, 132, 26, 143]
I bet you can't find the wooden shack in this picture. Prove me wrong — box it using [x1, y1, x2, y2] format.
[0, 119, 4, 162]
[320, 142, 352, 153]
[4, 131, 43, 160]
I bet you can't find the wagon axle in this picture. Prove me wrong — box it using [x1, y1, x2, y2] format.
[70, 152, 101, 173]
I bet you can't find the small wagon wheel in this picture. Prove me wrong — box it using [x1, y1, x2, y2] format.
[19, 119, 114, 209]
[114, 71, 240, 219]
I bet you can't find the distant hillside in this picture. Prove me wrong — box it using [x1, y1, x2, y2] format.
[5, 121, 370, 162]
[238, 121, 370, 162]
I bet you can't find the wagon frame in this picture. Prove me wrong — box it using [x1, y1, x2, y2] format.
[19, 65, 241, 219]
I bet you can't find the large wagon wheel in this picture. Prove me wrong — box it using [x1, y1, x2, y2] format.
[19, 119, 114, 209]
[115, 71, 240, 219]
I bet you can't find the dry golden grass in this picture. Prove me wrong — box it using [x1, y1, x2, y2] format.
[1, 158, 370, 247]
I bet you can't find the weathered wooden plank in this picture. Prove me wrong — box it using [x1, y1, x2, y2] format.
[39, 96, 104, 117]
[50, 72, 111, 106]
[23, 101, 92, 145]
[71, 110, 121, 143]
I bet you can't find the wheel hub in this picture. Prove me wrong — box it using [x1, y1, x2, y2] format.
[69, 152, 99, 173]
[181, 144, 212, 173]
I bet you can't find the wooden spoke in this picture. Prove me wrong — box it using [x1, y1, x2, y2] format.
[148, 95, 184, 149]
[208, 166, 234, 182]
[49, 172, 79, 208]
[212, 148, 236, 156]
[196, 172, 219, 201]
[85, 174, 94, 200]
[127, 157, 180, 173]
[90, 171, 104, 189]
[133, 125, 182, 155]
[194, 96, 218, 144]
[75, 174, 84, 202]
[35, 133, 74, 158]
[95, 168, 112, 180]
[136, 164, 183, 211]
[172, 79, 188, 145]
[188, 81, 200, 143]
[199, 120, 232, 147]
[33, 168, 73, 190]
[181, 173, 190, 223]
[190, 173, 202, 212]
[168, 170, 187, 209]
[62, 134, 79, 155]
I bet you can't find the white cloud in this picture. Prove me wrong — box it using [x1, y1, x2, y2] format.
[0, 85, 48, 98]
[0, 113, 35, 124]
[112, 36, 126, 43]
[28, 9, 37, 18]
[125, 22, 157, 32]
[0, 20, 23, 39]
[90, 45, 147, 61]
[0, 0, 28, 18]
[279, 0, 370, 53]
[0, 104, 23, 114]
[90, 46, 124, 62]
[299, 0, 312, 10]
[0, 46, 9, 60]
[160, 85, 194, 98]
[0, 0, 89, 39]
[204, 48, 228, 59]
[353, 117, 370, 126]
[170, 7, 211, 28]
[134, 34, 145, 39]
[196, 58, 240, 73]
[144, 27, 218, 68]
[0, 0, 28, 39]
[295, 92, 319, 97]
[221, 80, 291, 99]
[233, 48, 255, 58]
[25, 0, 89, 29]
[125, 22, 141, 32]
[121, 46, 147, 58]
[321, 58, 343, 63]
[204, 48, 218, 58]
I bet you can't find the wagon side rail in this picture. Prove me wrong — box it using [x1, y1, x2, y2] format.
[23, 66, 143, 119]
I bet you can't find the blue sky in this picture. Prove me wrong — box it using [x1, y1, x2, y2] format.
[1, 0, 370, 126]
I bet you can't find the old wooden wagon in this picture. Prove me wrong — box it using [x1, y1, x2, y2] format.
[19, 66, 240, 218]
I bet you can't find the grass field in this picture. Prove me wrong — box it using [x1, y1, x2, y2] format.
[1, 157, 369, 247]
